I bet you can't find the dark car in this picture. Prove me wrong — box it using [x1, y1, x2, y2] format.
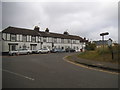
[65, 48, 75, 52]
[50, 48, 65, 53]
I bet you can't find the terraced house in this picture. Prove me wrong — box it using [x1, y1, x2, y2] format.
[2, 26, 88, 53]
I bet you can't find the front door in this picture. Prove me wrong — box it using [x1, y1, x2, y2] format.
[9, 45, 17, 51]
[30, 44, 37, 50]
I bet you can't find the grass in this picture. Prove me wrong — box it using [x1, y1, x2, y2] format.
[77, 45, 120, 64]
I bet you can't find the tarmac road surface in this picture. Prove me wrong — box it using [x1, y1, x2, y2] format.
[2, 53, 118, 88]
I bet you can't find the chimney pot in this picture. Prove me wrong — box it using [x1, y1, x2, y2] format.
[34, 26, 40, 32]
[45, 28, 49, 32]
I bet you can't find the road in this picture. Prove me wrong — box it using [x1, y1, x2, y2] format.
[2, 53, 118, 88]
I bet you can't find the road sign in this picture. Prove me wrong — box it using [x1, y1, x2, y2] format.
[100, 32, 109, 36]
[108, 39, 112, 46]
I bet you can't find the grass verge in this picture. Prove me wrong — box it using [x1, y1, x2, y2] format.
[77, 46, 120, 64]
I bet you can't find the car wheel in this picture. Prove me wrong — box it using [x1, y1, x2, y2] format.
[27, 52, 30, 55]
[16, 53, 19, 56]
[12, 53, 16, 56]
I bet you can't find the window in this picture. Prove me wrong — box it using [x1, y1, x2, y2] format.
[68, 39, 71, 43]
[19, 35, 22, 41]
[11, 34, 16, 41]
[23, 35, 27, 42]
[48, 37, 52, 42]
[43, 37, 47, 42]
[54, 38, 57, 43]
[38, 37, 41, 42]
[27, 35, 30, 42]
[2, 33, 6, 40]
[61, 39, 64, 43]
[65, 39, 67, 43]
[31, 36, 36, 42]
[36, 36, 38, 42]
[73, 40, 76, 44]
[57, 38, 61, 43]
[29, 36, 32, 42]
[16, 34, 19, 41]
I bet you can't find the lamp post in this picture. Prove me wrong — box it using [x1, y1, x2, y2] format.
[100, 32, 109, 60]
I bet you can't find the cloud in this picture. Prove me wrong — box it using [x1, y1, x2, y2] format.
[2, 1, 118, 42]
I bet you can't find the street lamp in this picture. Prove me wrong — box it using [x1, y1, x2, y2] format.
[100, 32, 109, 60]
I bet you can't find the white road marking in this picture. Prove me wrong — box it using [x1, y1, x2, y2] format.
[0, 69, 35, 81]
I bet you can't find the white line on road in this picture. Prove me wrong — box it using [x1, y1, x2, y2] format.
[0, 68, 35, 81]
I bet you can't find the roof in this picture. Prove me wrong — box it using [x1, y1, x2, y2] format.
[2, 26, 40, 36]
[39, 31, 83, 40]
[93, 40, 108, 45]
[2, 26, 86, 41]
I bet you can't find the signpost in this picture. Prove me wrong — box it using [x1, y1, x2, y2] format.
[100, 32, 109, 60]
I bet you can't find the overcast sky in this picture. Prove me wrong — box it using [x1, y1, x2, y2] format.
[1, 0, 118, 42]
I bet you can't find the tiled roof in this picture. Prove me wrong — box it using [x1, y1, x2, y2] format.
[39, 31, 83, 40]
[2, 26, 86, 41]
[2, 26, 40, 36]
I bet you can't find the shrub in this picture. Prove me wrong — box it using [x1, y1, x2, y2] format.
[85, 43, 96, 51]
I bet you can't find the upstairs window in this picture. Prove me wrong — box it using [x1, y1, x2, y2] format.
[31, 36, 36, 42]
[54, 38, 57, 43]
[43, 37, 47, 42]
[2, 33, 6, 40]
[38, 37, 41, 42]
[73, 40, 76, 44]
[68, 39, 71, 43]
[23, 35, 27, 42]
[7, 34, 10, 40]
[11, 34, 16, 41]
[61, 39, 64, 43]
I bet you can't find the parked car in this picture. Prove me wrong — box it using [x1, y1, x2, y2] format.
[31, 50, 38, 54]
[75, 49, 80, 52]
[9, 49, 32, 56]
[50, 48, 65, 53]
[65, 48, 76, 52]
[36, 48, 50, 54]
[50, 48, 58, 53]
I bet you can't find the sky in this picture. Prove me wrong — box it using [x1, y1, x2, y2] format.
[1, 0, 119, 42]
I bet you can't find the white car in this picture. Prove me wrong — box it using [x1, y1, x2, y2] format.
[9, 49, 32, 56]
[75, 49, 80, 52]
[36, 48, 50, 54]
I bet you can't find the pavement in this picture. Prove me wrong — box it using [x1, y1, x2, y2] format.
[66, 53, 120, 73]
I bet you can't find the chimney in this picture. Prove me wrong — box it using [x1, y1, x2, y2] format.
[63, 31, 69, 35]
[45, 28, 49, 32]
[84, 37, 86, 40]
[34, 26, 40, 32]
